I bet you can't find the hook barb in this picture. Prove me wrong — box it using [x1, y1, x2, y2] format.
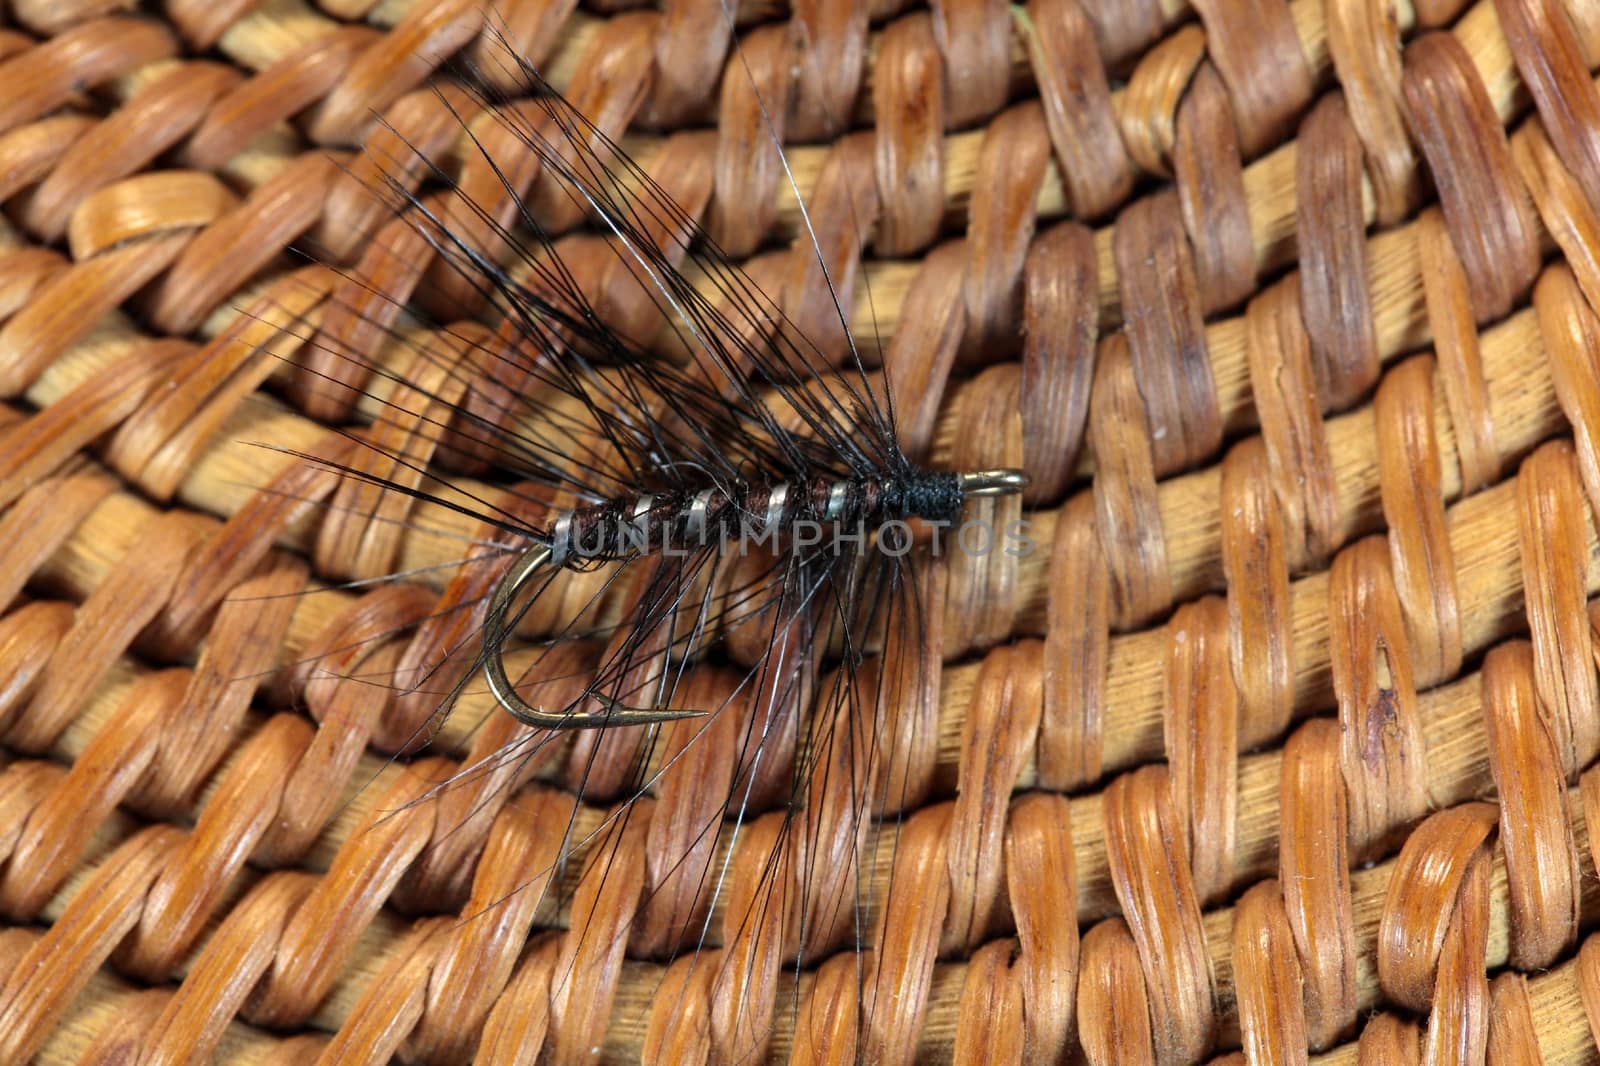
[482, 542, 706, 730]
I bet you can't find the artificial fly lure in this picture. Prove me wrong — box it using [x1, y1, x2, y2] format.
[245, 20, 1029, 1063]
[481, 464, 1025, 730]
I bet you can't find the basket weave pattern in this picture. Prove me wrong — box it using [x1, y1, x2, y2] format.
[1, 0, 1599, 1061]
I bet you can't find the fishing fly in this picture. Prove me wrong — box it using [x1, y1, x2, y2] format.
[482, 465, 1024, 729]
[265, 20, 1030, 1062]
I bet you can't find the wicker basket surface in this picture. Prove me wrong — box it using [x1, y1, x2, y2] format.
[3, 0, 1600, 1062]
